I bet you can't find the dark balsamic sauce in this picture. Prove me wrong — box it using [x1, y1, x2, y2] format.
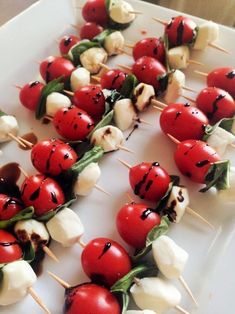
[30, 81, 40, 88]
[64, 37, 72, 46]
[98, 242, 111, 259]
[184, 143, 197, 156]
[195, 160, 210, 167]
[175, 111, 181, 120]
[140, 208, 152, 220]
[125, 124, 139, 141]
[51, 192, 58, 204]
[134, 162, 159, 198]
[177, 189, 184, 202]
[176, 20, 185, 45]
[164, 200, 177, 222]
[3, 197, 23, 210]
[207, 94, 226, 120]
[226, 70, 235, 79]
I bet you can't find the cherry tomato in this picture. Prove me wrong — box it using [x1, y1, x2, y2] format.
[64, 283, 121, 314]
[40, 56, 75, 83]
[160, 103, 209, 141]
[82, 0, 109, 26]
[59, 35, 80, 55]
[165, 16, 197, 47]
[53, 106, 95, 141]
[81, 237, 131, 287]
[174, 140, 220, 183]
[129, 162, 171, 202]
[132, 56, 166, 92]
[133, 37, 165, 64]
[80, 22, 104, 40]
[116, 203, 161, 249]
[21, 174, 65, 217]
[19, 81, 45, 111]
[0, 230, 22, 263]
[100, 69, 127, 91]
[72, 85, 105, 121]
[207, 67, 235, 99]
[0, 194, 24, 220]
[196, 87, 235, 124]
[31, 139, 78, 176]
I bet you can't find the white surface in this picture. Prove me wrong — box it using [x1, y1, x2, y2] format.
[0, 0, 234, 313]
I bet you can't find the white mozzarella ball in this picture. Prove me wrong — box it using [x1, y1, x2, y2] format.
[0, 115, 19, 143]
[46, 208, 84, 247]
[164, 70, 185, 104]
[218, 166, 235, 203]
[91, 125, 124, 152]
[167, 46, 190, 69]
[207, 126, 235, 156]
[0, 260, 37, 306]
[70, 67, 90, 92]
[104, 31, 125, 56]
[46, 92, 71, 117]
[114, 98, 136, 131]
[133, 83, 155, 111]
[152, 235, 189, 279]
[126, 310, 156, 314]
[73, 162, 101, 196]
[166, 186, 189, 223]
[193, 21, 219, 50]
[80, 47, 108, 74]
[109, 0, 135, 24]
[130, 277, 181, 314]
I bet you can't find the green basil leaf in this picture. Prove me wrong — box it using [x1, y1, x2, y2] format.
[108, 18, 132, 30]
[120, 74, 138, 98]
[87, 110, 114, 139]
[105, 0, 111, 11]
[0, 206, 34, 229]
[0, 109, 7, 117]
[190, 26, 199, 47]
[157, 72, 169, 93]
[203, 117, 235, 141]
[162, 34, 170, 72]
[113, 292, 129, 314]
[23, 241, 35, 263]
[105, 90, 123, 114]
[70, 41, 100, 66]
[200, 160, 230, 192]
[36, 77, 64, 119]
[93, 29, 114, 45]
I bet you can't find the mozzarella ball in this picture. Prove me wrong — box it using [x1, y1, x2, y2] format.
[133, 83, 155, 111]
[91, 125, 124, 152]
[166, 186, 189, 223]
[130, 277, 181, 314]
[73, 162, 101, 196]
[80, 47, 108, 74]
[193, 21, 219, 50]
[167, 46, 190, 70]
[207, 126, 235, 156]
[164, 70, 185, 104]
[46, 207, 84, 247]
[46, 92, 71, 117]
[218, 166, 235, 203]
[0, 260, 37, 306]
[109, 0, 136, 24]
[70, 67, 90, 92]
[104, 31, 125, 56]
[114, 98, 136, 131]
[0, 115, 19, 143]
[126, 311, 156, 314]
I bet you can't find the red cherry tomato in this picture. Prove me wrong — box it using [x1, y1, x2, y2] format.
[100, 69, 127, 91]
[72, 85, 105, 121]
[132, 56, 166, 92]
[174, 140, 220, 183]
[207, 67, 235, 99]
[21, 174, 65, 217]
[196, 87, 235, 124]
[133, 37, 165, 64]
[53, 106, 95, 141]
[0, 230, 22, 263]
[59, 35, 80, 55]
[40, 56, 75, 83]
[116, 203, 161, 249]
[160, 103, 209, 141]
[80, 22, 104, 40]
[64, 283, 121, 314]
[81, 237, 131, 287]
[165, 16, 197, 47]
[82, 0, 109, 26]
[129, 162, 171, 202]
[31, 139, 78, 176]
[19, 81, 45, 111]
[0, 194, 23, 220]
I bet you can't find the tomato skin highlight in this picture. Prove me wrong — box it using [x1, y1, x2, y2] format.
[196, 87, 235, 124]
[116, 203, 161, 249]
[59, 35, 80, 55]
[82, 0, 109, 26]
[0, 230, 22, 263]
[81, 237, 131, 287]
[133, 37, 165, 64]
[132, 56, 166, 92]
[160, 103, 209, 141]
[31, 139, 78, 176]
[19, 81, 45, 111]
[207, 67, 235, 99]
[21, 174, 65, 217]
[72, 85, 105, 121]
[100, 69, 127, 91]
[80, 22, 104, 40]
[174, 140, 220, 183]
[64, 283, 121, 314]
[0, 194, 23, 220]
[129, 162, 171, 202]
[165, 15, 197, 47]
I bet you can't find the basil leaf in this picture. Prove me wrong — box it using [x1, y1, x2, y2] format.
[203, 117, 235, 141]
[0, 206, 34, 229]
[157, 72, 169, 93]
[200, 160, 230, 192]
[120, 74, 138, 98]
[23, 241, 35, 263]
[36, 77, 64, 119]
[0, 109, 7, 117]
[105, 90, 123, 114]
[87, 110, 114, 139]
[132, 216, 170, 262]
[93, 29, 114, 45]
[113, 292, 129, 314]
[190, 26, 199, 47]
[70, 41, 100, 66]
[108, 18, 132, 30]
[162, 34, 170, 72]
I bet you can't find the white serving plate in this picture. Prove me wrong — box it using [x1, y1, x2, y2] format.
[0, 0, 235, 313]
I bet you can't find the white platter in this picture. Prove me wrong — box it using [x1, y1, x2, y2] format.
[0, 0, 235, 313]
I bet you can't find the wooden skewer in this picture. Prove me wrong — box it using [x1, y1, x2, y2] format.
[167, 133, 180, 145]
[186, 206, 214, 229]
[152, 17, 168, 26]
[95, 184, 111, 196]
[182, 86, 197, 93]
[116, 144, 134, 154]
[179, 276, 198, 306]
[71, 23, 78, 29]
[194, 70, 208, 77]
[188, 59, 204, 66]
[78, 238, 86, 248]
[42, 246, 60, 263]
[17, 165, 29, 178]
[63, 89, 74, 97]
[118, 158, 132, 169]
[47, 271, 71, 289]
[126, 192, 134, 203]
[14, 84, 22, 90]
[175, 305, 190, 314]
[92, 76, 101, 83]
[117, 64, 132, 72]
[99, 63, 111, 71]
[118, 48, 132, 56]
[8, 133, 27, 148]
[208, 42, 230, 54]
[128, 10, 143, 15]
[18, 136, 34, 148]
[125, 43, 134, 49]
[182, 95, 196, 103]
[153, 105, 163, 112]
[28, 287, 51, 314]
[151, 99, 167, 108]
[134, 117, 154, 126]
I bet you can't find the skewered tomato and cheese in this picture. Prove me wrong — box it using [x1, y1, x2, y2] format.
[167, 45, 190, 69]
[107, 0, 136, 28]
[103, 30, 125, 56]
[113, 98, 137, 131]
[0, 194, 23, 220]
[163, 70, 185, 104]
[59, 35, 80, 55]
[133, 83, 155, 111]
[100, 69, 127, 90]
[193, 21, 219, 50]
[80, 22, 104, 40]
[70, 67, 91, 92]
[132, 37, 165, 64]
[0, 111, 19, 143]
[0, 230, 22, 263]
[82, 0, 109, 26]
[19, 81, 45, 111]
